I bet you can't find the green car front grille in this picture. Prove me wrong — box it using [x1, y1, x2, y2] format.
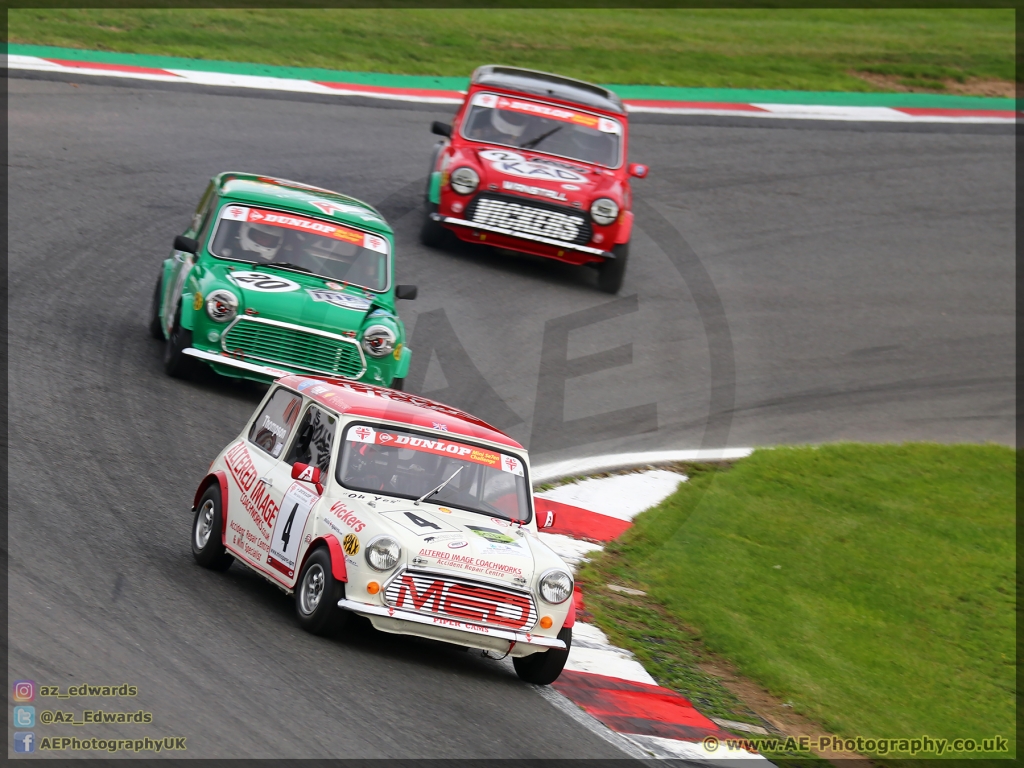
[221, 317, 365, 379]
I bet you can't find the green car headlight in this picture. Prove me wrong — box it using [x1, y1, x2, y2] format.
[205, 290, 239, 323]
[362, 324, 396, 357]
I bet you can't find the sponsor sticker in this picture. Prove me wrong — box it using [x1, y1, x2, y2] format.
[306, 289, 373, 312]
[228, 271, 300, 293]
[448, 540, 468, 549]
[381, 510, 460, 537]
[267, 482, 319, 578]
[328, 501, 365, 532]
[342, 533, 360, 555]
[479, 150, 587, 183]
[309, 198, 381, 222]
[481, 541, 529, 559]
[502, 180, 568, 202]
[347, 425, 376, 443]
[500, 454, 525, 477]
[466, 525, 518, 545]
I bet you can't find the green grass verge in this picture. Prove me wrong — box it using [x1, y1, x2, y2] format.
[7, 8, 1014, 94]
[579, 444, 1016, 762]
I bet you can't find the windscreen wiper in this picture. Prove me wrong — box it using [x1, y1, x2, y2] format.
[266, 261, 312, 273]
[414, 466, 464, 506]
[520, 126, 563, 149]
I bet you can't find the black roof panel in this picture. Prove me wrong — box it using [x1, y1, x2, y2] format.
[471, 65, 625, 115]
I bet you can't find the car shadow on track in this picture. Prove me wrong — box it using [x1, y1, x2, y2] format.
[394, 208, 604, 295]
[219, 557, 523, 683]
[146, 331, 271, 404]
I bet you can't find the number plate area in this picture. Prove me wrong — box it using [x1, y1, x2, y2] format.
[383, 570, 538, 631]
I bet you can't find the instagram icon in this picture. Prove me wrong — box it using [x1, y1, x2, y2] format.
[12, 681, 35, 702]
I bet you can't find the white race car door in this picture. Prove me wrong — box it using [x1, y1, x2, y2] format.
[265, 402, 338, 588]
[223, 386, 303, 574]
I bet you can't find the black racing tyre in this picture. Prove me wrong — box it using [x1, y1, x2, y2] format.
[163, 305, 196, 379]
[390, 377, 405, 392]
[191, 485, 233, 571]
[597, 243, 629, 294]
[148, 277, 165, 340]
[295, 547, 350, 637]
[424, 142, 444, 202]
[512, 626, 572, 685]
[420, 203, 448, 248]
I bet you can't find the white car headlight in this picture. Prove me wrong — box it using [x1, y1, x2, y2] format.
[590, 198, 619, 226]
[365, 536, 401, 571]
[361, 325, 396, 357]
[205, 290, 239, 322]
[539, 569, 573, 604]
[450, 166, 480, 195]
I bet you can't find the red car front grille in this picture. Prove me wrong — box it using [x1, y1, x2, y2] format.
[384, 570, 537, 631]
[466, 193, 592, 246]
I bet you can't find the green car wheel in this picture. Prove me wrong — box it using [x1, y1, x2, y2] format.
[148, 277, 164, 340]
[164, 306, 196, 379]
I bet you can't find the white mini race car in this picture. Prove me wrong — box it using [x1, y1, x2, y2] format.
[190, 375, 575, 684]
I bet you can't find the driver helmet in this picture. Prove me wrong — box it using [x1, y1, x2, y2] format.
[239, 222, 283, 261]
[490, 108, 531, 140]
[570, 127, 614, 164]
[306, 237, 359, 264]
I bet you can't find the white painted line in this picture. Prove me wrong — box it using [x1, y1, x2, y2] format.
[537, 469, 687, 521]
[166, 69, 337, 95]
[629, 102, 1015, 124]
[532, 447, 753, 485]
[6, 54, 183, 82]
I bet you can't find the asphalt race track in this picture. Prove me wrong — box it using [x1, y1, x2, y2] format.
[7, 75, 1014, 758]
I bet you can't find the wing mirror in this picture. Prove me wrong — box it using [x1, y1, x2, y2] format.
[540, 509, 556, 529]
[628, 163, 649, 179]
[291, 463, 324, 494]
[395, 284, 418, 300]
[173, 235, 198, 254]
[431, 121, 452, 138]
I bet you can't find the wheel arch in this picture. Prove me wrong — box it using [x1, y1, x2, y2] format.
[193, 471, 229, 542]
[614, 210, 634, 244]
[298, 535, 349, 583]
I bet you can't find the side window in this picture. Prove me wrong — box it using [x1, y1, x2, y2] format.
[190, 182, 216, 234]
[285, 406, 337, 475]
[248, 388, 303, 459]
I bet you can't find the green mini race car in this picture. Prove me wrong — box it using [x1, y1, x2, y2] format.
[149, 173, 416, 388]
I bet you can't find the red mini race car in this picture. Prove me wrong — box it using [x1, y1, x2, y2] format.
[420, 65, 648, 294]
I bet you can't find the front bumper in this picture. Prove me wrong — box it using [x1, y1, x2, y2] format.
[433, 212, 613, 262]
[338, 598, 566, 653]
[183, 347, 290, 378]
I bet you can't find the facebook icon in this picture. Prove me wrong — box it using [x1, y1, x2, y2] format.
[14, 732, 35, 753]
